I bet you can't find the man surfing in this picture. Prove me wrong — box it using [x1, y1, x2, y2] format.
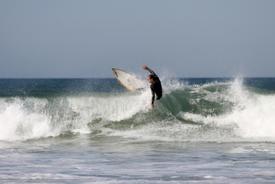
[142, 65, 162, 108]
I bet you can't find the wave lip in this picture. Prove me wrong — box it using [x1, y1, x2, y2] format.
[180, 79, 275, 140]
[0, 98, 55, 141]
[0, 91, 151, 141]
[0, 78, 275, 142]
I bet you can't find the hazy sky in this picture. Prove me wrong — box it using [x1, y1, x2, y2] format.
[0, 0, 275, 78]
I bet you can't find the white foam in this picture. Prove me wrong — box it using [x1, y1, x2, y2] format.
[68, 92, 150, 122]
[103, 121, 194, 142]
[0, 98, 55, 141]
[1, 78, 274, 142]
[0, 90, 152, 141]
[182, 78, 275, 139]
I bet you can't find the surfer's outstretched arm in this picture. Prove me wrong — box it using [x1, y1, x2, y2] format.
[142, 65, 157, 76]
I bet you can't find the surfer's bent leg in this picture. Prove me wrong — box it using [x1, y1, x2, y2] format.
[151, 88, 155, 108]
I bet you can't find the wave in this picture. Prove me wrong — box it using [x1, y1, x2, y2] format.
[0, 78, 275, 142]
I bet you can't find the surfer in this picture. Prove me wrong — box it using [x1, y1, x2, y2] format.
[143, 65, 162, 108]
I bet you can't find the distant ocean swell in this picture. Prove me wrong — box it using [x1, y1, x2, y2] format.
[0, 78, 275, 142]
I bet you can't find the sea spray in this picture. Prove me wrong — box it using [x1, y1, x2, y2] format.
[182, 78, 275, 139]
[0, 78, 274, 142]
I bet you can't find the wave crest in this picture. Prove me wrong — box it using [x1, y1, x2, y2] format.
[0, 78, 275, 142]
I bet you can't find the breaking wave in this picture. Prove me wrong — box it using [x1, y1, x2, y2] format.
[0, 78, 275, 142]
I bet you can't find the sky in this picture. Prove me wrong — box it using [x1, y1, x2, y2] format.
[0, 0, 275, 78]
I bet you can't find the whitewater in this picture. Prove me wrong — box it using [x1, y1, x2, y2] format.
[0, 78, 275, 183]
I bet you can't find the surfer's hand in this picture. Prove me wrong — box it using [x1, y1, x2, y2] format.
[142, 65, 148, 70]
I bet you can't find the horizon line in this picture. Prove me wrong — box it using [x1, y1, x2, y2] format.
[0, 77, 275, 79]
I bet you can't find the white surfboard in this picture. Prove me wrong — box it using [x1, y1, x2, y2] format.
[112, 68, 146, 91]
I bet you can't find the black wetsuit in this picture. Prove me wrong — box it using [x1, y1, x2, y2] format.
[148, 69, 162, 105]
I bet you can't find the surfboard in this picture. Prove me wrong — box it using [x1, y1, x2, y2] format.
[112, 68, 146, 91]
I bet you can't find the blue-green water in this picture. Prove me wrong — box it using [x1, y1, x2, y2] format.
[0, 78, 275, 183]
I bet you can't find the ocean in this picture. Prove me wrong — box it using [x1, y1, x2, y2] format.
[0, 78, 275, 183]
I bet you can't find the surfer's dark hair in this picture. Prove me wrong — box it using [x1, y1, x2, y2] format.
[148, 74, 157, 81]
[148, 74, 154, 79]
